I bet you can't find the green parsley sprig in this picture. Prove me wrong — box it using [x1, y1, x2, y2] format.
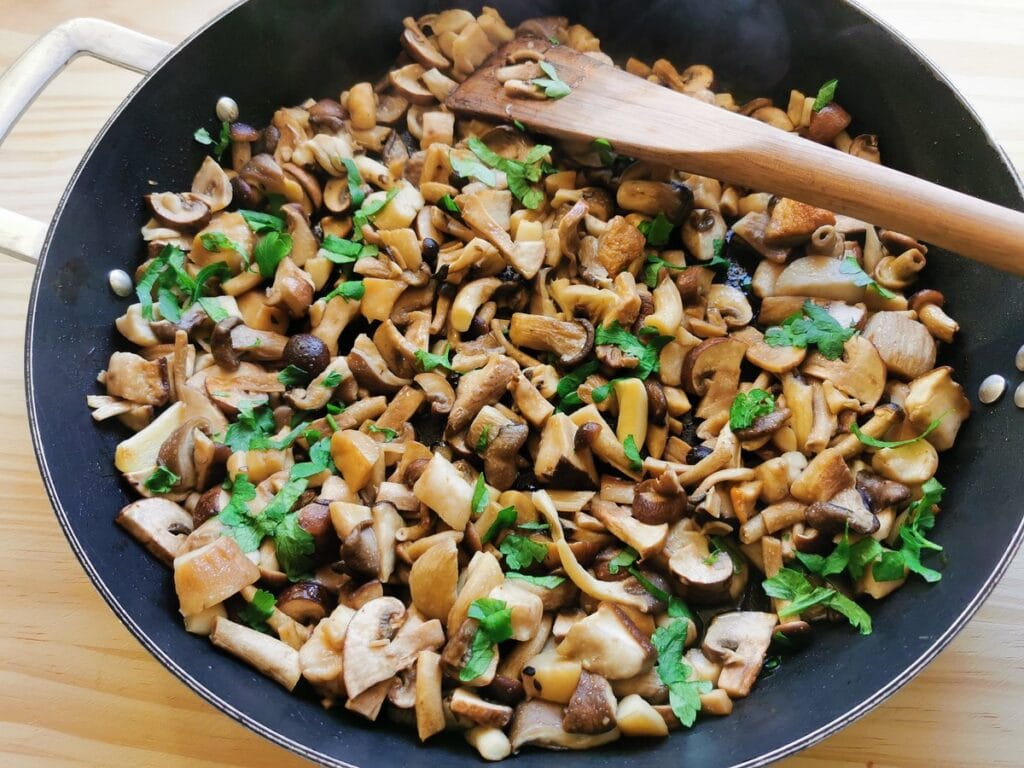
[764, 300, 855, 360]
[729, 389, 775, 431]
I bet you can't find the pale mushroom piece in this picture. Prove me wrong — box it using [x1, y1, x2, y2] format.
[701, 611, 777, 698]
[416, 650, 446, 742]
[446, 551, 504, 637]
[556, 602, 656, 680]
[114, 401, 188, 474]
[534, 413, 599, 489]
[589, 498, 668, 559]
[174, 536, 260, 617]
[210, 616, 301, 690]
[412, 452, 475, 531]
[116, 498, 194, 566]
[903, 366, 972, 451]
[510, 699, 621, 751]
[451, 687, 514, 728]
[802, 335, 886, 411]
[616, 694, 669, 737]
[465, 726, 512, 762]
[861, 311, 937, 380]
[409, 536, 459, 621]
[342, 596, 408, 699]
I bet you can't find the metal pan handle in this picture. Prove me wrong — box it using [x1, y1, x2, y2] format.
[0, 18, 172, 265]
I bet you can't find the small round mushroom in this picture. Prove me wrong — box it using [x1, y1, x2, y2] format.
[632, 476, 687, 525]
[216, 96, 239, 123]
[283, 333, 330, 378]
[276, 581, 333, 624]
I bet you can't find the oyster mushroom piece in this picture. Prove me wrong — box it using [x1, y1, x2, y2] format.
[482, 422, 530, 491]
[773, 255, 864, 303]
[589, 498, 668, 560]
[105, 351, 169, 406]
[556, 602, 656, 680]
[901, 366, 971, 452]
[210, 616, 301, 690]
[447, 354, 519, 434]
[412, 452, 475, 531]
[563, 672, 618, 735]
[510, 699, 621, 751]
[534, 413, 599, 490]
[191, 155, 233, 212]
[668, 530, 735, 604]
[802, 335, 886, 410]
[509, 314, 594, 367]
[116, 497, 194, 566]
[347, 334, 412, 395]
[862, 312, 937, 380]
[701, 612, 777, 698]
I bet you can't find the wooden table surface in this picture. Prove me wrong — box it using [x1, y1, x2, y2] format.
[0, 2, 1021, 766]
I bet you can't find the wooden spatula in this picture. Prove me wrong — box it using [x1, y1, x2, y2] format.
[447, 37, 1024, 276]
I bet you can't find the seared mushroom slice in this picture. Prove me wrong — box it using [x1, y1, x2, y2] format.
[145, 191, 211, 230]
[116, 497, 194, 566]
[510, 699, 621, 751]
[862, 312, 937, 381]
[192, 155, 233, 212]
[482, 422, 529, 491]
[509, 313, 594, 367]
[802, 336, 886, 410]
[701, 612, 777, 698]
[563, 672, 618, 734]
[173, 536, 260, 617]
[764, 198, 836, 247]
[903, 366, 971, 451]
[276, 581, 333, 624]
[668, 531, 735, 604]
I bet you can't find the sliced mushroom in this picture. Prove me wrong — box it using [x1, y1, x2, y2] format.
[338, 521, 381, 579]
[862, 312, 937, 380]
[276, 582, 332, 624]
[902, 366, 971, 452]
[510, 699, 621, 751]
[805, 487, 879, 536]
[701, 612, 777, 698]
[116, 497, 194, 566]
[192, 155, 233, 212]
[509, 314, 594, 367]
[447, 354, 519, 434]
[347, 334, 413, 395]
[589, 498, 668, 560]
[802, 335, 886, 410]
[173, 536, 260, 617]
[342, 597, 407, 698]
[668, 531, 735, 604]
[482, 423, 529, 491]
[145, 191, 211, 230]
[535, 413, 599, 490]
[451, 687, 514, 729]
[210, 616, 301, 690]
[855, 471, 912, 513]
[563, 672, 618, 734]
[556, 602, 655, 680]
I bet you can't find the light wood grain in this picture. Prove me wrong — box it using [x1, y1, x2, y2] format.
[0, 2, 1021, 767]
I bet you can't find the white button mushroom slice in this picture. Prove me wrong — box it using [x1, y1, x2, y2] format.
[903, 366, 972, 451]
[556, 602, 655, 680]
[342, 596, 407, 698]
[345, 676, 394, 721]
[298, 603, 357, 699]
[701, 611, 778, 698]
[116, 497, 194, 566]
[209, 616, 301, 690]
[668, 530, 735, 605]
[563, 671, 618, 734]
[509, 699, 621, 751]
[174, 536, 260, 617]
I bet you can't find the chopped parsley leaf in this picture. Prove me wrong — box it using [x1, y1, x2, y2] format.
[764, 300, 855, 360]
[729, 389, 775, 431]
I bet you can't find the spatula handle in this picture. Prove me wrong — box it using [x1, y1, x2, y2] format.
[689, 124, 1024, 276]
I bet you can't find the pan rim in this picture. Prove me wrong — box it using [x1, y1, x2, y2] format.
[22, 1, 1024, 766]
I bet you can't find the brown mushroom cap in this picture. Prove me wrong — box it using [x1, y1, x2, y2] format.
[668, 532, 734, 604]
[805, 490, 879, 536]
[283, 334, 330, 378]
[338, 520, 381, 579]
[632, 476, 687, 525]
[211, 316, 244, 371]
[145, 192, 211, 230]
[855, 471, 912, 513]
[276, 581, 333, 624]
[482, 423, 529, 491]
[563, 671, 618, 734]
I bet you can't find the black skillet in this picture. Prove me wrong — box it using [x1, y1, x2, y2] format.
[17, 0, 1024, 766]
